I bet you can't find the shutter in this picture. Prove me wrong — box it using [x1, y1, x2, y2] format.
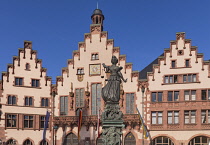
[64, 96, 68, 115]
[91, 84, 97, 115]
[75, 89, 80, 107]
[80, 89, 84, 107]
[96, 84, 102, 112]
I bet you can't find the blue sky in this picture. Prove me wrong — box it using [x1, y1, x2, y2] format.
[0, 0, 210, 81]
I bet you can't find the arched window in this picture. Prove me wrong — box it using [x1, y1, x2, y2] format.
[96, 16, 99, 24]
[124, 132, 136, 145]
[40, 140, 49, 145]
[6, 139, 17, 145]
[23, 139, 33, 145]
[25, 63, 30, 70]
[188, 136, 210, 145]
[152, 136, 174, 145]
[63, 133, 78, 145]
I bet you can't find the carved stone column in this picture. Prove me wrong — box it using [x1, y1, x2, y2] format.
[101, 102, 124, 145]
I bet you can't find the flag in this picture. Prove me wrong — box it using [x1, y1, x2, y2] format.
[97, 109, 100, 138]
[136, 107, 149, 139]
[42, 111, 50, 140]
[78, 109, 83, 140]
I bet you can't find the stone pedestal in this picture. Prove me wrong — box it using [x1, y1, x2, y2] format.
[101, 102, 124, 145]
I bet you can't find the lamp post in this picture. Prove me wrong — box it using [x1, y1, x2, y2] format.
[53, 125, 59, 145]
[141, 86, 145, 145]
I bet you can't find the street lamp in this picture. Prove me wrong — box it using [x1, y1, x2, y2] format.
[53, 125, 59, 145]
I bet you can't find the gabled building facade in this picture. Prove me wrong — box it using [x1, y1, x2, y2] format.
[0, 41, 52, 144]
[0, 9, 210, 145]
[140, 32, 210, 145]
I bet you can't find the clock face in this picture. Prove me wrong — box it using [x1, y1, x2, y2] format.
[89, 64, 101, 75]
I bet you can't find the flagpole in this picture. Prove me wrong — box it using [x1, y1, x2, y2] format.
[141, 86, 145, 145]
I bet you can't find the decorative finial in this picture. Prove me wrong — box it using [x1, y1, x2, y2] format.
[97, 0, 99, 9]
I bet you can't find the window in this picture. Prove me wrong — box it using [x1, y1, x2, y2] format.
[171, 60, 176, 68]
[7, 95, 16, 105]
[188, 136, 210, 145]
[23, 139, 33, 145]
[25, 97, 33, 106]
[183, 74, 197, 83]
[152, 112, 162, 124]
[91, 53, 99, 60]
[91, 83, 101, 115]
[201, 110, 210, 124]
[184, 90, 196, 101]
[201, 90, 210, 100]
[126, 93, 135, 114]
[152, 136, 174, 145]
[6, 114, 17, 127]
[185, 60, 190, 67]
[40, 140, 49, 145]
[6, 139, 17, 145]
[75, 88, 84, 108]
[40, 116, 49, 129]
[184, 110, 196, 124]
[168, 111, 179, 124]
[25, 63, 30, 70]
[41, 98, 49, 107]
[32, 79, 40, 87]
[77, 68, 84, 75]
[167, 91, 179, 101]
[151, 92, 162, 102]
[24, 115, 34, 128]
[164, 75, 178, 84]
[15, 77, 23, 86]
[60, 96, 68, 115]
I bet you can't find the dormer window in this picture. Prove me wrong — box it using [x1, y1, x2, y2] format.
[25, 63, 30, 71]
[91, 53, 99, 60]
[77, 68, 84, 75]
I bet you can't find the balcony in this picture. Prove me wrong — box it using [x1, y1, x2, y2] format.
[53, 114, 140, 130]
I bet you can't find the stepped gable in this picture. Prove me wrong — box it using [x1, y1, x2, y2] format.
[1, 41, 51, 89]
[139, 32, 210, 81]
